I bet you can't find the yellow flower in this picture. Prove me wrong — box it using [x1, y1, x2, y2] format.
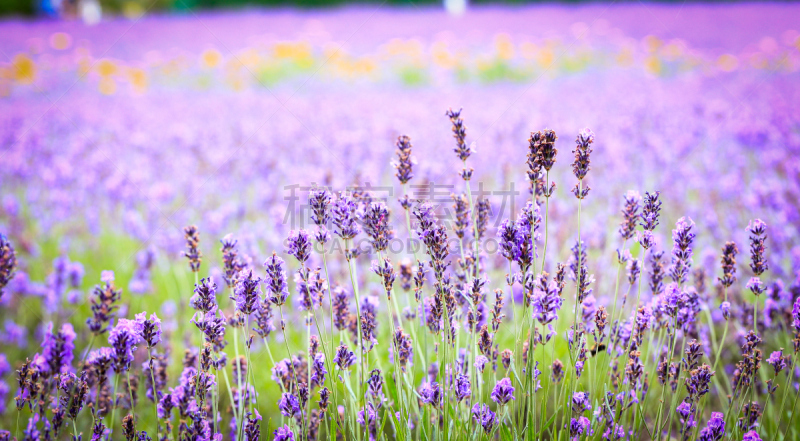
[494, 33, 515, 60]
[128, 68, 147, 92]
[644, 55, 662, 75]
[201, 49, 222, 69]
[537, 48, 554, 69]
[13, 54, 36, 84]
[96, 59, 118, 77]
[431, 42, 455, 69]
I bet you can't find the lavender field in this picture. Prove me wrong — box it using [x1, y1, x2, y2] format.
[1, 3, 800, 441]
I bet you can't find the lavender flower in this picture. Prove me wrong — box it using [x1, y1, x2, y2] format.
[454, 374, 471, 402]
[91, 420, 107, 441]
[743, 430, 762, 441]
[371, 258, 395, 299]
[182, 225, 202, 272]
[571, 391, 592, 415]
[310, 353, 327, 389]
[670, 216, 696, 285]
[232, 270, 261, 315]
[108, 319, 142, 372]
[309, 188, 331, 227]
[531, 273, 562, 326]
[570, 240, 594, 304]
[332, 286, 350, 331]
[471, 403, 497, 433]
[531, 361, 543, 392]
[451, 193, 470, 240]
[515, 207, 537, 268]
[747, 219, 768, 276]
[278, 392, 301, 418]
[414, 202, 450, 279]
[418, 381, 441, 406]
[446, 108, 471, 162]
[476, 198, 491, 240]
[364, 202, 393, 252]
[333, 344, 356, 370]
[393, 135, 414, 184]
[718, 242, 738, 288]
[134, 312, 162, 348]
[2, 319, 26, 348]
[0, 234, 17, 300]
[491, 377, 515, 405]
[87, 273, 122, 335]
[571, 128, 594, 199]
[720, 301, 731, 321]
[220, 234, 245, 288]
[676, 401, 697, 431]
[475, 355, 489, 373]
[793, 296, 800, 333]
[619, 190, 641, 240]
[568, 416, 594, 440]
[332, 192, 361, 241]
[243, 409, 261, 441]
[747, 277, 766, 297]
[314, 226, 330, 245]
[698, 412, 725, 441]
[318, 387, 330, 413]
[392, 327, 413, 372]
[533, 129, 558, 172]
[501, 349, 513, 370]
[637, 230, 657, 251]
[264, 253, 289, 306]
[767, 350, 788, 375]
[287, 229, 312, 264]
[360, 307, 378, 351]
[60, 372, 89, 419]
[527, 131, 544, 190]
[685, 364, 714, 400]
[40, 322, 76, 375]
[640, 191, 662, 231]
[498, 218, 520, 263]
[357, 402, 379, 437]
[253, 299, 275, 339]
[190, 277, 218, 313]
[192, 308, 227, 352]
[272, 425, 295, 441]
[603, 424, 625, 441]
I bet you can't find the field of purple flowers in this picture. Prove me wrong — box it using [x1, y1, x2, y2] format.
[1, 3, 800, 441]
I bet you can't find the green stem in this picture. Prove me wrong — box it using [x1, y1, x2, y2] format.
[774, 352, 799, 439]
[126, 371, 136, 428]
[233, 320, 245, 441]
[277, 303, 304, 437]
[664, 337, 688, 441]
[345, 238, 366, 441]
[753, 295, 758, 333]
[783, 377, 800, 441]
[110, 373, 121, 435]
[561, 182, 583, 440]
[540, 172, 550, 274]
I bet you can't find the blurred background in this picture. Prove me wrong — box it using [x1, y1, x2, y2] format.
[12, 0, 508, 19]
[0, 0, 747, 20]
